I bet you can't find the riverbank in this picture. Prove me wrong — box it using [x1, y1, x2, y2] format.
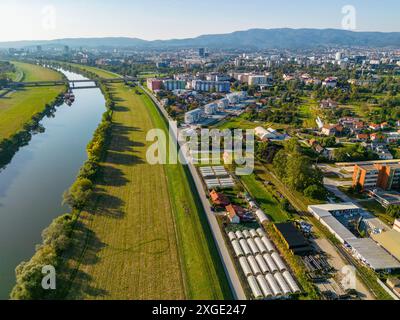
[0, 62, 67, 169]
[49, 64, 231, 300]
[0, 69, 107, 299]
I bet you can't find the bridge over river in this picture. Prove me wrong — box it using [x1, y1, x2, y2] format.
[8, 76, 137, 89]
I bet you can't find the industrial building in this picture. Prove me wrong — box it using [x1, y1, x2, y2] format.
[227, 228, 301, 299]
[309, 203, 400, 271]
[274, 223, 312, 255]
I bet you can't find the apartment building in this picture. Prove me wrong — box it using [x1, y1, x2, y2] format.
[353, 163, 400, 191]
[184, 108, 203, 125]
[191, 80, 230, 93]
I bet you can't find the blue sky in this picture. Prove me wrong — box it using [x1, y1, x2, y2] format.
[0, 0, 399, 41]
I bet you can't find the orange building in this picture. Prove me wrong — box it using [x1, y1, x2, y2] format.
[353, 163, 400, 190]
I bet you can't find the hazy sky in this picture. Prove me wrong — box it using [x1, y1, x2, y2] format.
[0, 0, 399, 42]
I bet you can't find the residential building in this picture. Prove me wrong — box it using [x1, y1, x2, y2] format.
[163, 79, 186, 91]
[353, 162, 400, 190]
[191, 80, 230, 93]
[322, 77, 338, 88]
[321, 124, 343, 136]
[248, 75, 268, 86]
[184, 108, 203, 125]
[226, 205, 245, 224]
[210, 190, 230, 207]
[204, 103, 218, 115]
[320, 99, 338, 109]
[147, 78, 163, 91]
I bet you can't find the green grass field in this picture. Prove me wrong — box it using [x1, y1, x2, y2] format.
[240, 173, 290, 223]
[0, 62, 64, 140]
[62, 65, 231, 300]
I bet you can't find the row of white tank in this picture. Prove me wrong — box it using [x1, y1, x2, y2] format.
[228, 228, 301, 299]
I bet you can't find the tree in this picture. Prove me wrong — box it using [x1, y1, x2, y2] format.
[387, 205, 400, 219]
[304, 184, 328, 201]
[63, 178, 93, 209]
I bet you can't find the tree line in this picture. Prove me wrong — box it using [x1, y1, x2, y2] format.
[10, 72, 114, 300]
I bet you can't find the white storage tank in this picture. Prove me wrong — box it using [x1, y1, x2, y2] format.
[247, 238, 260, 256]
[274, 272, 292, 295]
[249, 229, 258, 238]
[271, 252, 287, 272]
[247, 276, 264, 299]
[239, 239, 252, 256]
[257, 228, 266, 238]
[256, 275, 273, 298]
[283, 271, 301, 294]
[255, 209, 269, 223]
[242, 229, 252, 239]
[261, 237, 276, 253]
[231, 240, 244, 257]
[239, 257, 252, 277]
[235, 230, 244, 240]
[265, 273, 282, 297]
[263, 254, 278, 273]
[255, 254, 270, 274]
[228, 231, 237, 242]
[247, 256, 262, 276]
[254, 237, 268, 254]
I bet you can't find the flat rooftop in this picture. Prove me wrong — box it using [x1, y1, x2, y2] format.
[372, 230, 400, 263]
[347, 238, 400, 271]
[309, 203, 362, 217]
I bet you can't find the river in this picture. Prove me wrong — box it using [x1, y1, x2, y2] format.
[0, 70, 106, 299]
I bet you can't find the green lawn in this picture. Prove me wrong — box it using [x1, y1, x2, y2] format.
[0, 62, 64, 140]
[61, 66, 231, 300]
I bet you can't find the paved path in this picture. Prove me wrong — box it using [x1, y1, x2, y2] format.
[140, 84, 247, 300]
[324, 178, 354, 203]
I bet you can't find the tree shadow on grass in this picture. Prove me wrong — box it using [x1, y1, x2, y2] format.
[57, 221, 109, 300]
[88, 191, 126, 219]
[97, 165, 129, 187]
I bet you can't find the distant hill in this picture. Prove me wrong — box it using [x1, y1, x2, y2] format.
[1, 28, 400, 50]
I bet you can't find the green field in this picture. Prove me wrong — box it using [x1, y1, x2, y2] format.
[62, 65, 231, 300]
[240, 173, 290, 223]
[0, 62, 64, 140]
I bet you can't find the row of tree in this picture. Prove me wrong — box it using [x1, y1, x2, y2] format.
[10, 72, 114, 300]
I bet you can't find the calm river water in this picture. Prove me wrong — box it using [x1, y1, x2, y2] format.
[0, 70, 105, 299]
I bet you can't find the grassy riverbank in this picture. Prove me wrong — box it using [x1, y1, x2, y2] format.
[0, 62, 65, 140]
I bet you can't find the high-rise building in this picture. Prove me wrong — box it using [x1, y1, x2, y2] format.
[199, 48, 205, 58]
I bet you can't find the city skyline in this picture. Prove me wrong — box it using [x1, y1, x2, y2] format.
[0, 0, 400, 42]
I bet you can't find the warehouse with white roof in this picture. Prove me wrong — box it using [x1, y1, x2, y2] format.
[309, 203, 400, 271]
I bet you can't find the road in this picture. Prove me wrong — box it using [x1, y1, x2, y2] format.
[140, 84, 247, 300]
[324, 178, 354, 203]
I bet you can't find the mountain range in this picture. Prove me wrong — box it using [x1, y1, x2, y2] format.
[1, 28, 400, 50]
